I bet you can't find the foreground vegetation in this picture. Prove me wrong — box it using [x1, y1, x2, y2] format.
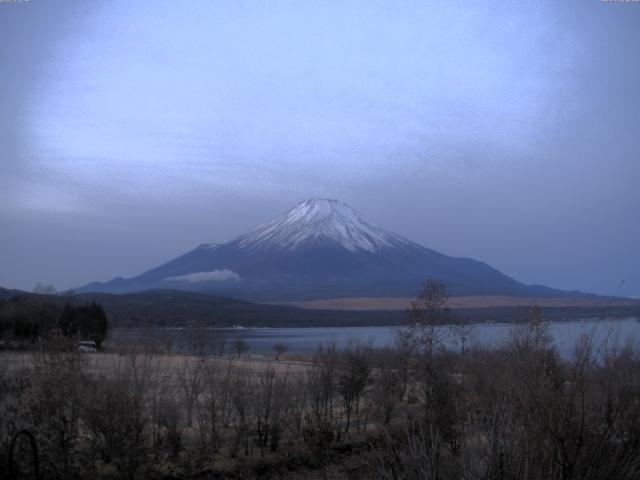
[2, 282, 640, 479]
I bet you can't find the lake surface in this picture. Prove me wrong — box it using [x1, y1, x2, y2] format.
[106, 317, 640, 358]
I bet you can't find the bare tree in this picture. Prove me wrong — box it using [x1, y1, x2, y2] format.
[252, 365, 292, 455]
[306, 343, 339, 424]
[229, 369, 253, 457]
[396, 280, 449, 361]
[155, 396, 184, 459]
[272, 342, 288, 360]
[177, 357, 204, 427]
[372, 354, 404, 426]
[186, 326, 207, 356]
[210, 329, 227, 357]
[82, 353, 155, 480]
[338, 340, 371, 433]
[197, 360, 235, 454]
[24, 345, 87, 479]
[233, 338, 250, 357]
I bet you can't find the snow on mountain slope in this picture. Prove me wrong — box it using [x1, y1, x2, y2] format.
[236, 198, 415, 252]
[77, 198, 580, 300]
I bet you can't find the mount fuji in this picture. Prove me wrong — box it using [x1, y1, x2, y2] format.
[79, 199, 574, 301]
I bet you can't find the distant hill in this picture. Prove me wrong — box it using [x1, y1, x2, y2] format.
[0, 287, 27, 301]
[71, 289, 405, 327]
[77, 198, 594, 301]
[0, 287, 403, 327]
[2, 286, 637, 328]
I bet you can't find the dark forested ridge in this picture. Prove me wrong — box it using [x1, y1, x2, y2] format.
[0, 289, 108, 347]
[0, 287, 404, 329]
[1, 286, 637, 331]
[72, 289, 405, 327]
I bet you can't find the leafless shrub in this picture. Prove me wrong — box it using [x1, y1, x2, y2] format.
[252, 364, 292, 455]
[24, 342, 87, 478]
[371, 421, 445, 480]
[229, 367, 254, 458]
[185, 326, 207, 356]
[81, 354, 155, 480]
[233, 338, 250, 357]
[272, 342, 289, 360]
[0, 366, 32, 478]
[338, 340, 371, 433]
[288, 373, 309, 438]
[155, 395, 184, 459]
[177, 357, 204, 427]
[210, 329, 228, 357]
[372, 355, 405, 426]
[306, 343, 340, 426]
[197, 360, 235, 454]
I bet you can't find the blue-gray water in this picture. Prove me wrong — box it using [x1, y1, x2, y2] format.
[106, 318, 640, 359]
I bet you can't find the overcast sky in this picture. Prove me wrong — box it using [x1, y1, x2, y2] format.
[1, 0, 639, 297]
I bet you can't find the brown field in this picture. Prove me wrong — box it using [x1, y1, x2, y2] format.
[0, 351, 312, 378]
[270, 295, 640, 311]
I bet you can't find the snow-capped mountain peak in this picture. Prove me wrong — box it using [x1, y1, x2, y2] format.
[236, 198, 412, 252]
[78, 197, 553, 300]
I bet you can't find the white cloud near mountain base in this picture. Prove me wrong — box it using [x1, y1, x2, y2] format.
[164, 269, 240, 283]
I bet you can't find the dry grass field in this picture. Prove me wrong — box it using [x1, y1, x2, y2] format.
[0, 350, 311, 378]
[272, 295, 640, 311]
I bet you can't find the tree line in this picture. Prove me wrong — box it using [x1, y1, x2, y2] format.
[0, 295, 109, 349]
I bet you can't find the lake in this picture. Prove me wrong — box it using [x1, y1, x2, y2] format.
[105, 317, 640, 358]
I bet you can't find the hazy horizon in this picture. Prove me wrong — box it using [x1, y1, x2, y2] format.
[1, 0, 639, 297]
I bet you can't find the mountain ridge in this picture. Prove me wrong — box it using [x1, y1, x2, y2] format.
[78, 198, 593, 301]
